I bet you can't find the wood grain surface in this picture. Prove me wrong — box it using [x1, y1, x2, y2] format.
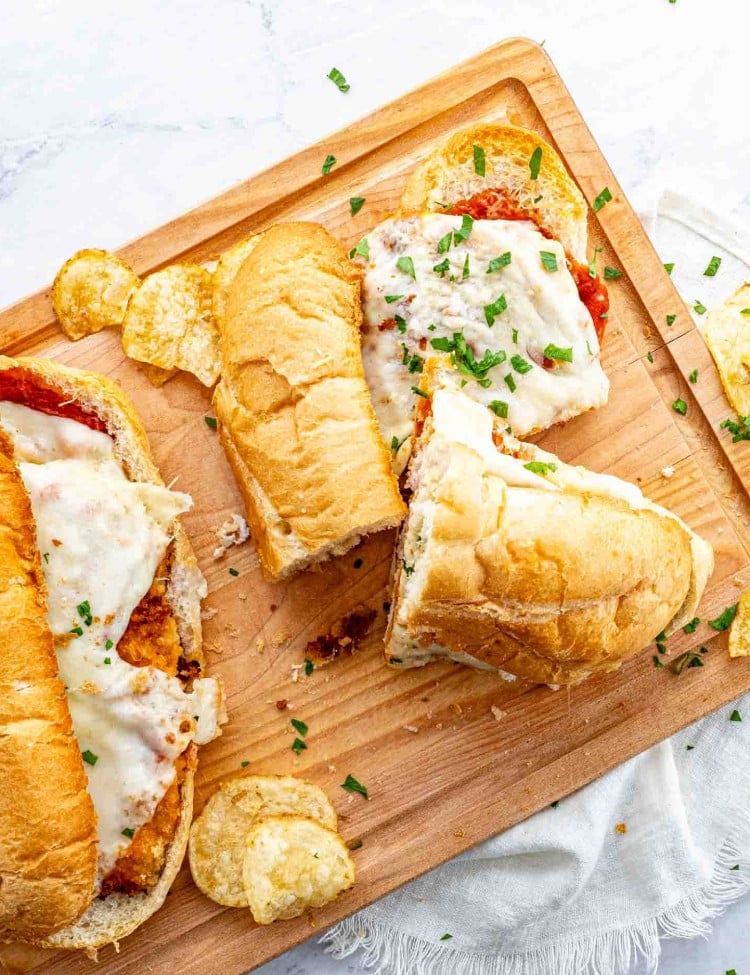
[2, 36, 749, 975]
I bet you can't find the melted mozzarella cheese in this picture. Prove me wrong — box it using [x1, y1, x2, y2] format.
[361, 215, 609, 471]
[0, 400, 222, 884]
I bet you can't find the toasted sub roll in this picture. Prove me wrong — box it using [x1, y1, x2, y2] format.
[0, 356, 224, 950]
[213, 222, 406, 581]
[385, 386, 714, 685]
[0, 427, 98, 942]
[399, 123, 588, 262]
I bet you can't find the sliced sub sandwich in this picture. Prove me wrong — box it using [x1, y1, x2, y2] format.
[385, 384, 714, 685]
[0, 356, 224, 950]
[357, 124, 610, 473]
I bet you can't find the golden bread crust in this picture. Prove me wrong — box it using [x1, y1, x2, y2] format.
[0, 427, 98, 941]
[213, 222, 405, 580]
[398, 123, 589, 261]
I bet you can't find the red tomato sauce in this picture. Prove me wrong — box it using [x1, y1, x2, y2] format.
[0, 367, 108, 431]
[448, 188, 609, 344]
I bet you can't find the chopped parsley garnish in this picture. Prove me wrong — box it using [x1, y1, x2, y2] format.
[473, 144, 485, 177]
[524, 461, 557, 476]
[431, 332, 505, 383]
[550, 800, 559, 809]
[402, 561, 415, 575]
[397, 256, 416, 280]
[462, 254, 470, 280]
[404, 350, 423, 374]
[229, 567, 239, 576]
[587, 246, 602, 278]
[689, 369, 698, 383]
[664, 262, 675, 275]
[540, 251, 558, 272]
[686, 745, 694, 751]
[122, 827, 135, 839]
[349, 237, 369, 260]
[646, 351, 654, 363]
[105, 638, 113, 650]
[720, 415, 750, 442]
[742, 309, 750, 316]
[593, 187, 612, 212]
[433, 258, 450, 277]
[385, 294, 403, 304]
[291, 717, 308, 737]
[291, 737, 307, 755]
[394, 314, 407, 333]
[730, 710, 742, 723]
[440, 933, 453, 941]
[341, 774, 368, 799]
[512, 328, 519, 343]
[204, 415, 218, 430]
[672, 399, 687, 416]
[510, 354, 533, 374]
[103, 657, 111, 665]
[693, 300, 707, 315]
[484, 294, 507, 326]
[353, 557, 363, 569]
[487, 252, 512, 273]
[349, 196, 365, 216]
[70, 626, 83, 637]
[533, 193, 543, 203]
[504, 373, 517, 393]
[604, 266, 623, 280]
[81, 749, 98, 766]
[708, 604, 737, 631]
[304, 658, 314, 676]
[412, 386, 429, 398]
[241, 760, 250, 767]
[437, 231, 453, 254]
[391, 434, 408, 452]
[452, 214, 474, 246]
[683, 617, 700, 633]
[489, 400, 509, 418]
[703, 255, 722, 277]
[322, 154, 336, 175]
[77, 600, 93, 626]
[42, 551, 49, 563]
[653, 655, 664, 668]
[730, 864, 740, 870]
[671, 650, 705, 674]
[666, 314, 676, 326]
[347, 838, 363, 851]
[543, 343, 573, 363]
[430, 336, 453, 352]
[529, 146, 542, 180]
[327, 67, 350, 92]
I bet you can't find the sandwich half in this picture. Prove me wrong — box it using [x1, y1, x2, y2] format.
[385, 385, 714, 685]
[0, 356, 224, 950]
[358, 124, 610, 473]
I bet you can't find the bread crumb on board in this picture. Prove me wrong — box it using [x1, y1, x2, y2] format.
[212, 513, 250, 560]
[615, 822, 627, 835]
[490, 706, 507, 721]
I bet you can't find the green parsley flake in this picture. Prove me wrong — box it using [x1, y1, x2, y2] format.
[341, 774, 368, 798]
[693, 300, 707, 315]
[291, 717, 308, 737]
[689, 369, 698, 383]
[430, 336, 453, 352]
[489, 400, 509, 419]
[229, 567, 239, 577]
[504, 373, 516, 393]
[349, 196, 365, 216]
[473, 144, 485, 177]
[524, 460, 557, 476]
[512, 328, 519, 343]
[484, 294, 507, 326]
[82, 749, 98, 766]
[708, 604, 737, 631]
[529, 146, 542, 180]
[666, 314, 676, 326]
[42, 551, 49, 563]
[327, 67, 350, 92]
[437, 231, 453, 254]
[550, 800, 560, 809]
[683, 617, 700, 634]
[103, 657, 111, 665]
[487, 252, 512, 273]
[703, 255, 722, 277]
[672, 399, 687, 416]
[604, 266, 623, 280]
[646, 351, 654, 363]
[440, 934, 453, 941]
[412, 387, 429, 398]
[587, 247, 602, 278]
[730, 710, 742, 723]
[397, 256, 416, 280]
[540, 251, 558, 272]
[720, 415, 750, 442]
[241, 760, 250, 767]
[511, 354, 532, 374]
[742, 309, 750, 316]
[462, 253, 470, 280]
[433, 258, 450, 277]
[543, 343, 573, 363]
[664, 262, 675, 275]
[347, 838, 363, 851]
[394, 314, 407, 333]
[70, 626, 83, 637]
[122, 827, 135, 839]
[593, 187, 612, 212]
[105, 638, 113, 650]
[452, 214, 474, 246]
[204, 415, 218, 430]
[686, 745, 695, 751]
[292, 737, 307, 755]
[77, 600, 93, 626]
[385, 294, 403, 304]
[322, 154, 336, 175]
[653, 655, 664, 668]
[304, 658, 314, 676]
[349, 237, 369, 260]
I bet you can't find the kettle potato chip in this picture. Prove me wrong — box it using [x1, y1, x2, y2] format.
[52, 248, 140, 340]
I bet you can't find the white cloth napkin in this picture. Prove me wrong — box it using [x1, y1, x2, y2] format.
[323, 193, 750, 975]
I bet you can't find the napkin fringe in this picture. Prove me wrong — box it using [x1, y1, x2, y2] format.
[322, 816, 750, 975]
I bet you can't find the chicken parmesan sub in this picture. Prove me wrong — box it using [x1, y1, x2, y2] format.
[0, 356, 224, 950]
[385, 384, 714, 685]
[357, 124, 610, 473]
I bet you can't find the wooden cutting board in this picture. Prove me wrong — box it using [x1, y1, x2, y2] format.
[2, 36, 750, 975]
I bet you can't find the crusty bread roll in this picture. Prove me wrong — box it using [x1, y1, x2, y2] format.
[0, 355, 219, 951]
[213, 222, 406, 581]
[0, 426, 98, 942]
[399, 123, 589, 262]
[385, 386, 714, 685]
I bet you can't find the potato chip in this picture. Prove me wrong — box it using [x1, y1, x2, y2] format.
[138, 362, 178, 387]
[729, 590, 750, 658]
[121, 264, 220, 386]
[51, 248, 140, 341]
[703, 283, 750, 415]
[242, 815, 355, 924]
[212, 235, 262, 326]
[188, 774, 337, 907]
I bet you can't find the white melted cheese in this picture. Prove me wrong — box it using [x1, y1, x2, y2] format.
[361, 215, 609, 470]
[0, 401, 222, 884]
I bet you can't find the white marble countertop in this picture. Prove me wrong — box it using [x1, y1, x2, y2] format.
[2, 1, 748, 973]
